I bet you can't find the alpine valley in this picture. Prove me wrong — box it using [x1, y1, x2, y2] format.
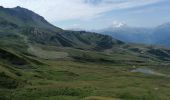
[1, 6, 170, 100]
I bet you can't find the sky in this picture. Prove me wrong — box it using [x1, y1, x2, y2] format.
[0, 0, 170, 30]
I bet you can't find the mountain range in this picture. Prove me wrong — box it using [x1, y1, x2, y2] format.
[96, 22, 170, 47]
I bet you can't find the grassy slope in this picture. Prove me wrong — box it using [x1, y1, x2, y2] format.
[5, 60, 170, 100]
[1, 43, 170, 100]
[1, 23, 170, 100]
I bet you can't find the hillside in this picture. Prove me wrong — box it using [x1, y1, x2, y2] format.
[0, 6, 123, 51]
[0, 6, 61, 31]
[1, 6, 170, 100]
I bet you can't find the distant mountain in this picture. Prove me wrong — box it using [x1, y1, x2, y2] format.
[97, 26, 153, 44]
[152, 22, 170, 46]
[97, 23, 170, 47]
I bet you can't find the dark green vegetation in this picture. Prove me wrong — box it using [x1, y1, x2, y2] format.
[0, 6, 170, 100]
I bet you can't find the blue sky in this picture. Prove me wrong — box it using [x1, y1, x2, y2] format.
[1, 0, 170, 30]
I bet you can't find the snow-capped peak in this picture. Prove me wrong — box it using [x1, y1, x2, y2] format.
[112, 21, 126, 28]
